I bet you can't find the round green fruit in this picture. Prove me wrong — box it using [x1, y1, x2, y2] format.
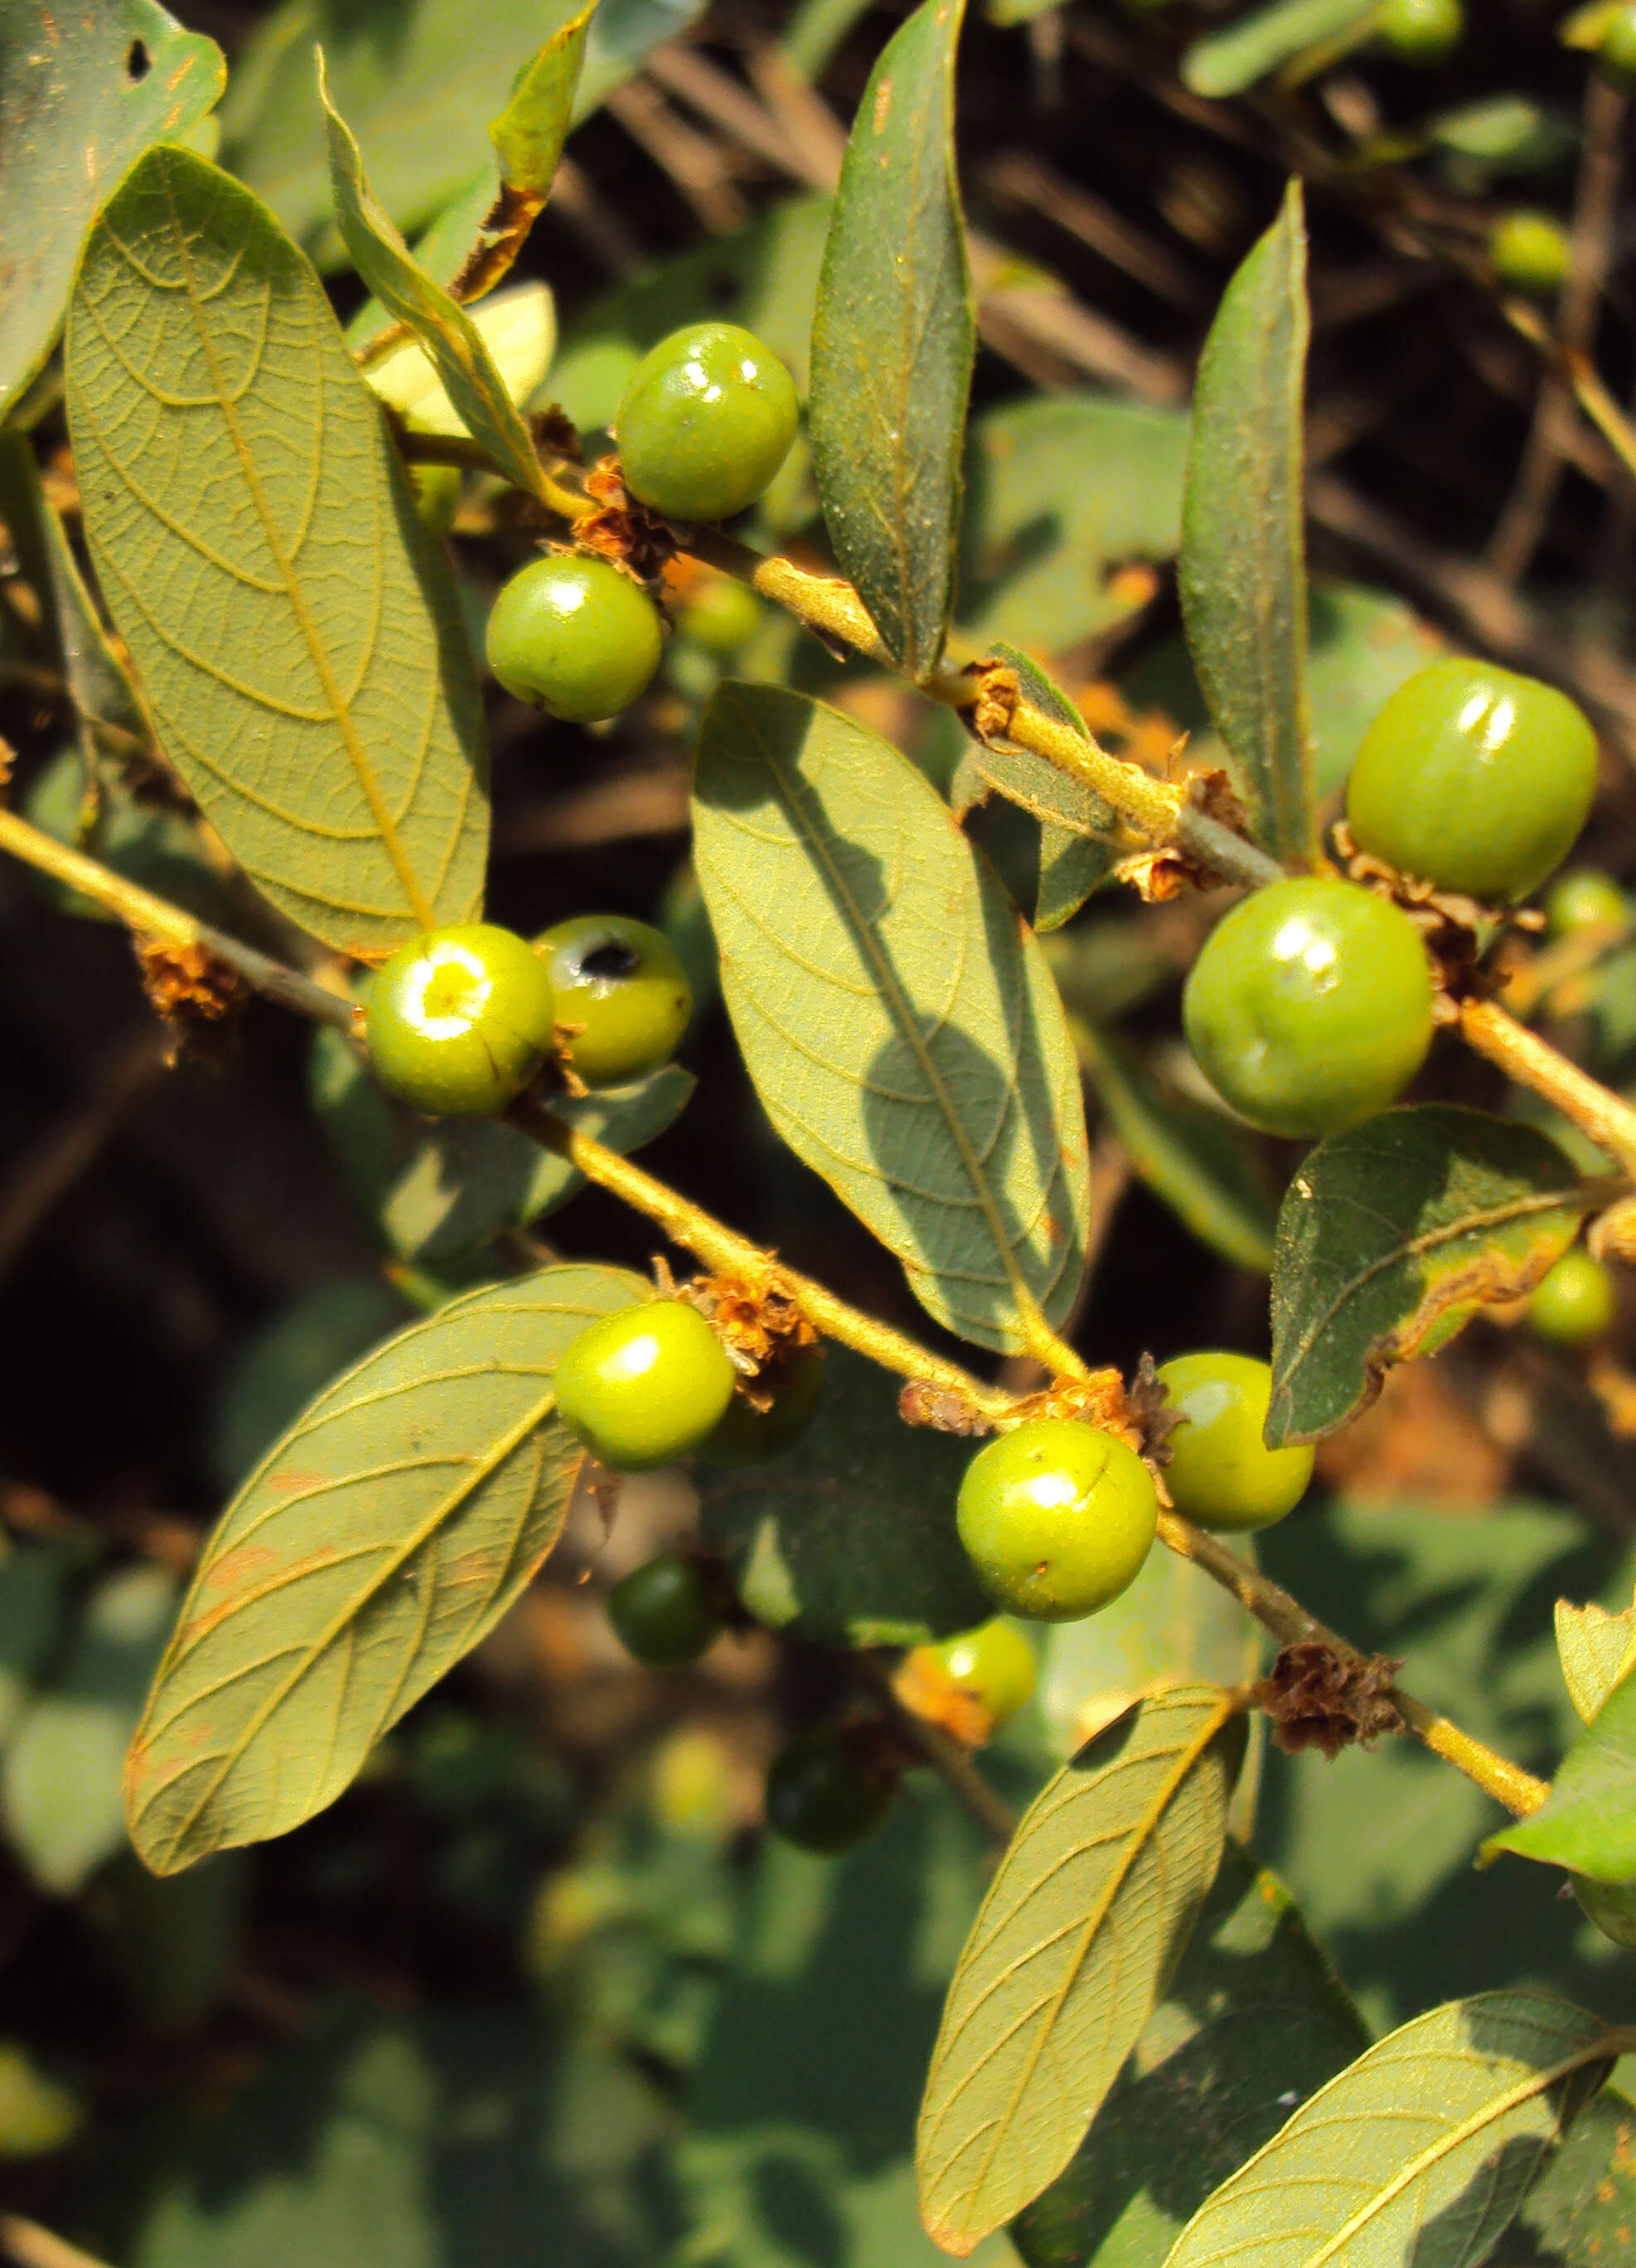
[607, 1553, 725, 1668]
[1601, 4, 1636, 90]
[956, 1418, 1158, 1622]
[1155, 1351, 1314, 1532]
[533, 914, 691, 1088]
[919, 1620, 1037, 1727]
[1377, 0, 1461, 64]
[410, 462, 462, 537]
[1346, 658, 1598, 902]
[678, 570, 764, 656]
[1489, 211, 1570, 297]
[1545, 867, 1627, 941]
[1183, 878, 1434, 1139]
[1527, 1248, 1616, 1347]
[554, 1300, 737, 1472]
[486, 554, 663, 723]
[366, 923, 557, 1117]
[699, 1342, 826, 1466]
[616, 322, 800, 524]
[765, 1727, 898, 1854]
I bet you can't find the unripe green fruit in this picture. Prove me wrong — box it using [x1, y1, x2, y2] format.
[956, 1418, 1158, 1622]
[698, 1343, 826, 1466]
[1489, 211, 1570, 297]
[765, 1727, 898, 1854]
[410, 463, 462, 536]
[554, 1301, 737, 1471]
[486, 555, 663, 723]
[1155, 1352, 1314, 1532]
[617, 322, 800, 523]
[607, 1553, 725, 1667]
[533, 914, 691, 1088]
[1347, 658, 1598, 903]
[1527, 1248, 1616, 1347]
[1183, 879, 1434, 1139]
[679, 571, 764, 656]
[366, 923, 557, 1117]
[1601, 3, 1636, 90]
[1545, 867, 1627, 941]
[1377, 0, 1461, 64]
[918, 1620, 1038, 1727]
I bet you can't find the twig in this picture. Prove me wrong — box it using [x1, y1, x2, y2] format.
[0, 2217, 116, 2268]
[1459, 995, 1636, 1173]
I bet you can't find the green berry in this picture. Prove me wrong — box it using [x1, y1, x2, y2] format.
[699, 1342, 826, 1466]
[678, 570, 764, 656]
[1377, 0, 1462, 63]
[607, 1553, 725, 1667]
[486, 555, 663, 723]
[1183, 878, 1434, 1139]
[410, 463, 462, 537]
[1155, 1352, 1314, 1533]
[765, 1727, 898, 1854]
[534, 914, 692, 1088]
[617, 322, 800, 524]
[956, 1418, 1158, 1623]
[366, 923, 557, 1117]
[1546, 867, 1627, 941]
[918, 1620, 1038, 1727]
[1347, 658, 1598, 903]
[554, 1301, 737, 1472]
[1527, 1248, 1616, 1347]
[1602, 3, 1636, 89]
[1489, 211, 1570, 296]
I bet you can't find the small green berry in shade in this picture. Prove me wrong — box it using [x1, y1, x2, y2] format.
[554, 1300, 737, 1472]
[1527, 1248, 1617, 1347]
[486, 554, 663, 724]
[1155, 1352, 1314, 1532]
[534, 914, 692, 1088]
[1602, 3, 1636, 88]
[410, 463, 462, 537]
[1182, 878, 1434, 1140]
[699, 1342, 826, 1466]
[956, 1418, 1158, 1622]
[1489, 211, 1571, 297]
[896, 1619, 1038, 1746]
[1346, 657, 1598, 904]
[1377, 0, 1462, 64]
[607, 1553, 726, 1669]
[617, 322, 800, 524]
[1546, 867, 1627, 941]
[765, 1725, 899, 1854]
[365, 923, 558, 1118]
[678, 569, 764, 657]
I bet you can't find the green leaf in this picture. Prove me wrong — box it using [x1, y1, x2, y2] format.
[66, 147, 489, 957]
[1485, 1665, 1636, 1883]
[1009, 1849, 1367, 2268]
[809, 0, 975, 682]
[312, 1022, 694, 1267]
[698, 1348, 991, 1647]
[1555, 1585, 1636, 1725]
[917, 1686, 1243, 2255]
[1180, 0, 1380, 98]
[3, 1566, 177, 1893]
[1307, 584, 1441, 802]
[125, 1262, 646, 1874]
[490, 1, 598, 200]
[0, 0, 225, 420]
[960, 645, 1121, 933]
[1072, 1022, 1277, 1272]
[346, 170, 498, 354]
[320, 60, 549, 502]
[1267, 1105, 1589, 1448]
[691, 683, 1091, 1353]
[208, 1277, 410, 1495]
[1162, 1991, 1614, 2268]
[1511, 2085, 1636, 2267]
[1179, 181, 1317, 870]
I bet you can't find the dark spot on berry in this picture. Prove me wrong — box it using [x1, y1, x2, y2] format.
[126, 39, 152, 81]
[580, 939, 641, 986]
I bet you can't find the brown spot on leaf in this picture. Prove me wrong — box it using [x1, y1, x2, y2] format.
[202, 1544, 278, 1591]
[1255, 1640, 1405, 1759]
[873, 75, 893, 133]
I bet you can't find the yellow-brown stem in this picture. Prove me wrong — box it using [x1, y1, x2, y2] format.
[1459, 995, 1636, 1171]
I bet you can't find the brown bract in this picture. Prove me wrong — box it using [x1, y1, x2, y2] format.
[1330, 817, 1545, 1023]
[574, 457, 677, 584]
[684, 1266, 819, 1407]
[898, 1379, 995, 1435]
[135, 938, 247, 1061]
[1256, 1639, 1406, 1759]
[892, 1647, 1002, 1748]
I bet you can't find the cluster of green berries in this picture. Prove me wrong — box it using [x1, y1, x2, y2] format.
[483, 322, 797, 724]
[1182, 658, 1599, 1141]
[365, 914, 691, 1117]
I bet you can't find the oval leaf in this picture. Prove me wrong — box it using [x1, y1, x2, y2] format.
[66, 146, 488, 957]
[691, 681, 1091, 1354]
[1484, 1667, 1636, 1883]
[1555, 1589, 1636, 1726]
[1162, 1991, 1614, 2268]
[0, 0, 224, 420]
[809, 0, 975, 681]
[1179, 181, 1317, 870]
[126, 1262, 645, 1874]
[1268, 1105, 1589, 1447]
[1181, 0, 1381, 99]
[917, 1686, 1243, 2255]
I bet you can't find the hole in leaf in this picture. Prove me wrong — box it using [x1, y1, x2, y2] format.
[125, 38, 152, 80]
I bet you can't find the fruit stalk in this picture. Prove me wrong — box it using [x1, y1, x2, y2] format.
[1459, 995, 1636, 1172]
